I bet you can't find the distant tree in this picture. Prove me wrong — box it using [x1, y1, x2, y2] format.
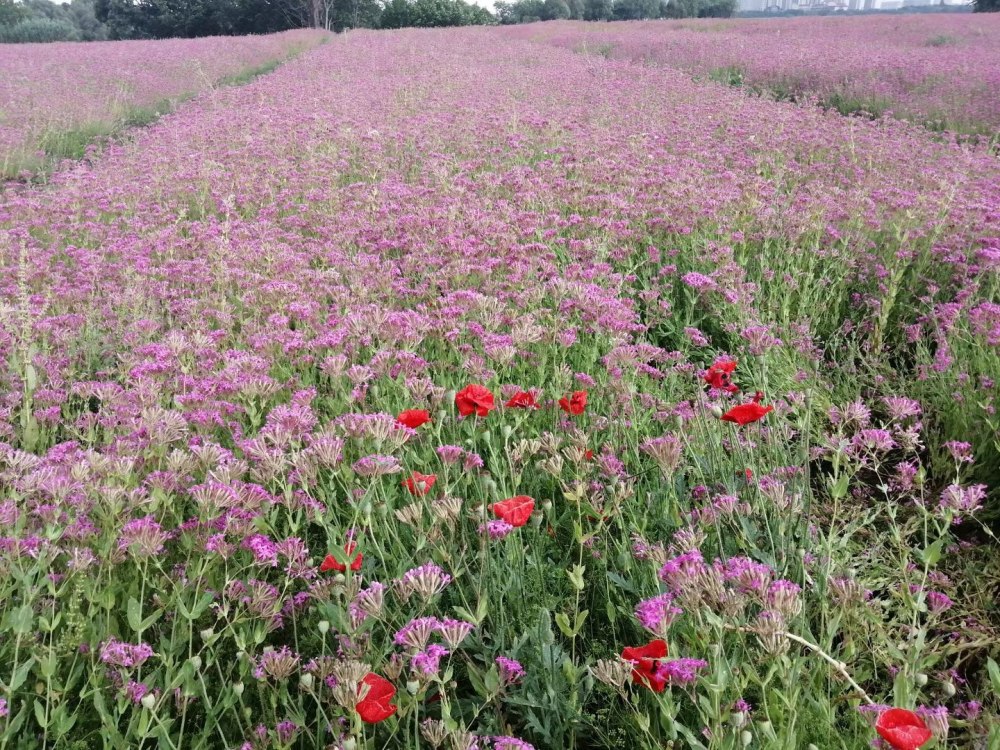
[565, 0, 584, 16]
[583, 0, 612, 19]
[973, 0, 998, 11]
[0, 16, 80, 40]
[541, 0, 570, 18]
[67, 0, 109, 39]
[662, 0, 734, 16]
[612, 0, 658, 19]
[0, 0, 27, 26]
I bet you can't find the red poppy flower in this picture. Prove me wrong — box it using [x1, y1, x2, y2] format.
[875, 709, 932, 750]
[455, 384, 495, 418]
[402, 472, 437, 496]
[584, 449, 594, 461]
[721, 402, 773, 426]
[703, 361, 738, 393]
[621, 639, 668, 692]
[505, 391, 540, 410]
[558, 390, 588, 416]
[493, 495, 535, 527]
[397, 409, 431, 429]
[320, 541, 362, 573]
[357, 673, 397, 724]
[744, 468, 753, 481]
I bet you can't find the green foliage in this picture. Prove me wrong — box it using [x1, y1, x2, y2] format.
[0, 0, 107, 41]
[973, 0, 998, 11]
[378, 0, 492, 29]
[543, 0, 572, 19]
[0, 15, 79, 41]
[663, 0, 736, 18]
[612, 0, 660, 19]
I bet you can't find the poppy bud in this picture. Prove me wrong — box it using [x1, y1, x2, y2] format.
[740, 730, 752, 746]
[730, 711, 747, 729]
[915, 672, 928, 686]
[243, 707, 252, 720]
[189, 655, 202, 671]
[300, 674, 314, 690]
[141, 693, 157, 710]
[942, 681, 956, 697]
[542, 499, 553, 512]
[318, 620, 330, 635]
[342, 739, 358, 750]
[233, 682, 244, 697]
[406, 679, 420, 695]
[709, 405, 724, 418]
[808, 745, 819, 750]
[502, 425, 513, 440]
[200, 628, 215, 641]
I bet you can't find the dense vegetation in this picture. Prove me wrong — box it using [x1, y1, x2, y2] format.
[1, 18, 999, 750]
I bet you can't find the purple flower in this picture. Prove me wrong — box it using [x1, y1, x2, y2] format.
[411, 644, 449, 676]
[495, 656, 525, 685]
[100, 638, 155, 669]
[660, 658, 708, 686]
[479, 520, 515, 539]
[634, 593, 683, 637]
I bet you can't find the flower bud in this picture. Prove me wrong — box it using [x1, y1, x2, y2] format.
[942, 681, 956, 697]
[709, 405, 724, 418]
[730, 711, 747, 729]
[233, 682, 244, 696]
[915, 672, 928, 686]
[740, 730, 752, 747]
[502, 425, 514, 440]
[189, 655, 202, 671]
[300, 673, 314, 690]
[406, 679, 420, 695]
[199, 628, 215, 641]
[140, 693, 156, 710]
[342, 739, 358, 750]
[318, 620, 330, 635]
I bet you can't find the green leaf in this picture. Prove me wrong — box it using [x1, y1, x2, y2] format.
[555, 612, 574, 638]
[127, 597, 142, 632]
[8, 604, 34, 635]
[484, 665, 500, 694]
[33, 699, 47, 730]
[467, 664, 488, 698]
[566, 564, 586, 591]
[9, 657, 36, 692]
[919, 538, 945, 567]
[987, 658, 1000, 695]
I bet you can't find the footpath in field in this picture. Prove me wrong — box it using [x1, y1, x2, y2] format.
[0, 27, 998, 750]
[0, 29, 327, 182]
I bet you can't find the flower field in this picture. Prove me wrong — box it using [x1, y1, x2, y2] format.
[504, 15, 1000, 138]
[0, 30, 326, 181]
[1, 22, 999, 750]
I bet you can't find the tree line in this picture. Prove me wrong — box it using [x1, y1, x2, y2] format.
[496, 0, 734, 22]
